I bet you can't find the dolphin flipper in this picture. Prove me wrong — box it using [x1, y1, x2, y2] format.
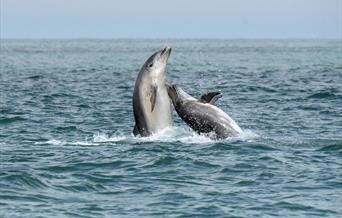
[133, 124, 139, 136]
[199, 92, 222, 104]
[150, 85, 157, 112]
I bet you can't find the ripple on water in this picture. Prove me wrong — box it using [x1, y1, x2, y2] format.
[0, 116, 27, 125]
[308, 91, 339, 99]
[1, 172, 49, 189]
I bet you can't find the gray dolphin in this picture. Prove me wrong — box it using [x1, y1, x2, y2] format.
[132, 46, 173, 136]
[167, 84, 242, 139]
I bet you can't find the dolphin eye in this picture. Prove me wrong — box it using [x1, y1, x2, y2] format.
[149, 63, 153, 67]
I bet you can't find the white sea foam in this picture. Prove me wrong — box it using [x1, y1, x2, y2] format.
[93, 132, 127, 143]
[235, 129, 260, 142]
[36, 139, 99, 146]
[39, 127, 259, 146]
[133, 127, 215, 144]
[46, 139, 64, 145]
[71, 141, 100, 146]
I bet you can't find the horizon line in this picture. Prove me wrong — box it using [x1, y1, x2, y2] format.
[1, 37, 341, 40]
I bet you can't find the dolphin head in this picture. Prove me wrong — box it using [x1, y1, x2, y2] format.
[166, 84, 195, 106]
[141, 46, 172, 78]
[166, 84, 179, 105]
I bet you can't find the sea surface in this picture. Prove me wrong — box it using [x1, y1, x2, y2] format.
[0, 39, 341, 217]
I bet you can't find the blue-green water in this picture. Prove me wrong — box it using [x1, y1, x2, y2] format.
[1, 39, 341, 217]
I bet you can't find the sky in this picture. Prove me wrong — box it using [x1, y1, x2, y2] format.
[1, 0, 341, 39]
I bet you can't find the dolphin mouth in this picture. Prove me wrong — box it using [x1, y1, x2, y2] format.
[166, 84, 178, 103]
[166, 84, 178, 95]
[160, 46, 172, 58]
[166, 83, 172, 94]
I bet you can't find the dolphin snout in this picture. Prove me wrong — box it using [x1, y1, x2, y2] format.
[161, 46, 172, 57]
[166, 84, 177, 94]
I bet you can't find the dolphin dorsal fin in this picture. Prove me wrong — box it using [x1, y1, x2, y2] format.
[199, 92, 222, 104]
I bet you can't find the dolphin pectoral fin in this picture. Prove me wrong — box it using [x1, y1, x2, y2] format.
[150, 85, 157, 112]
[133, 124, 139, 136]
[199, 92, 222, 104]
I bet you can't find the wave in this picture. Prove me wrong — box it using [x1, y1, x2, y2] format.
[37, 139, 100, 146]
[308, 91, 339, 99]
[36, 127, 259, 146]
[1, 172, 49, 189]
[26, 75, 44, 80]
[317, 143, 342, 152]
[0, 116, 26, 125]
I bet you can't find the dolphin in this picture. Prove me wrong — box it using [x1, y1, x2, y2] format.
[167, 84, 242, 139]
[132, 46, 173, 136]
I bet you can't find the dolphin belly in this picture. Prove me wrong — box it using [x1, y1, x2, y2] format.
[141, 85, 172, 133]
[134, 82, 172, 136]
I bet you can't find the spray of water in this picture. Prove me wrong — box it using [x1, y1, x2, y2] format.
[38, 127, 259, 146]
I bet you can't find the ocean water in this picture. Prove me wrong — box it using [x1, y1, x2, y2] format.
[0, 39, 341, 217]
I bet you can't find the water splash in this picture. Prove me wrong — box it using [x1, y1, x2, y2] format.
[39, 127, 259, 146]
[36, 139, 100, 146]
[91, 127, 214, 144]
